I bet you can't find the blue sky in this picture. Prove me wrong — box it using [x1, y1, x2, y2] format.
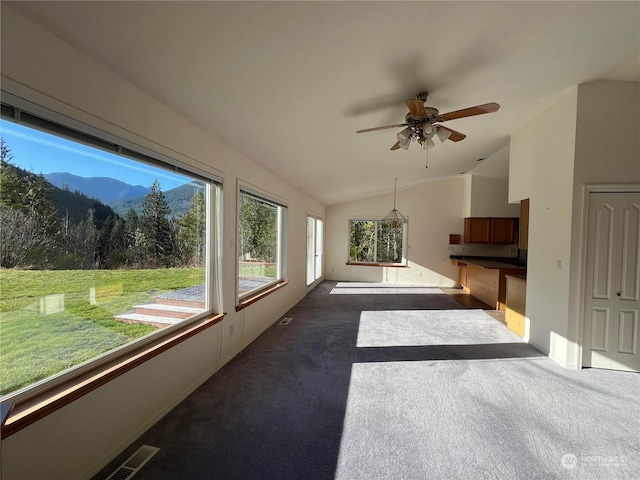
[0, 119, 188, 191]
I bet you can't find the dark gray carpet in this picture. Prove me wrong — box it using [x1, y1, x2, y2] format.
[94, 281, 640, 480]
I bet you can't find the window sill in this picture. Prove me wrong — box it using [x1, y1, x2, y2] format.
[1, 313, 225, 438]
[236, 280, 289, 312]
[345, 262, 407, 268]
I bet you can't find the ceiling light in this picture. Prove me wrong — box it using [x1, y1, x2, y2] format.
[422, 124, 437, 138]
[396, 127, 412, 150]
[436, 127, 452, 143]
[382, 178, 405, 231]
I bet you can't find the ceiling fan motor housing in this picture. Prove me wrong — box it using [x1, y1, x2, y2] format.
[405, 106, 440, 123]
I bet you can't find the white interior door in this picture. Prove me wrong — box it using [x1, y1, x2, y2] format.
[583, 191, 640, 372]
[306, 214, 323, 290]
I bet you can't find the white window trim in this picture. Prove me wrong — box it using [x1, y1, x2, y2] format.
[236, 180, 288, 304]
[0, 94, 224, 415]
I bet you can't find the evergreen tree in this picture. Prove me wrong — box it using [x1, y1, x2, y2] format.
[72, 208, 100, 269]
[0, 139, 22, 208]
[108, 216, 127, 268]
[23, 173, 60, 238]
[179, 190, 206, 266]
[139, 179, 173, 267]
[124, 207, 139, 233]
[0, 138, 60, 267]
[96, 214, 115, 268]
[239, 193, 277, 262]
[123, 208, 143, 267]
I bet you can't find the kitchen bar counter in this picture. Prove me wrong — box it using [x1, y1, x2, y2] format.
[450, 257, 527, 270]
[452, 257, 526, 310]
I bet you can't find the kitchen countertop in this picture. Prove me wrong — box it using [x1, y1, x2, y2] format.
[451, 257, 527, 271]
[505, 274, 527, 281]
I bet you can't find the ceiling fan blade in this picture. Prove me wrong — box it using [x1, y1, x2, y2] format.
[356, 122, 408, 134]
[390, 141, 401, 151]
[439, 102, 500, 122]
[437, 125, 466, 142]
[405, 98, 426, 117]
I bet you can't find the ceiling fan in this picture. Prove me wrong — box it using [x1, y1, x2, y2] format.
[356, 92, 500, 151]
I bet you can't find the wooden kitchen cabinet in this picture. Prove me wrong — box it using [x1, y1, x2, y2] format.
[467, 263, 500, 308]
[458, 263, 469, 293]
[464, 218, 492, 243]
[505, 275, 526, 337]
[464, 217, 518, 244]
[491, 218, 517, 244]
[519, 198, 530, 249]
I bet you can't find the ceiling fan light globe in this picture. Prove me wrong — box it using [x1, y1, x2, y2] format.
[397, 128, 412, 149]
[397, 127, 412, 142]
[436, 126, 452, 143]
[422, 124, 436, 138]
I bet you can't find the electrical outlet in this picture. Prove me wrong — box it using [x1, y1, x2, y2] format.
[230, 323, 235, 335]
[556, 260, 562, 270]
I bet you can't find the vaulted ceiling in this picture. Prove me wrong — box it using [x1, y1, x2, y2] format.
[7, 1, 640, 205]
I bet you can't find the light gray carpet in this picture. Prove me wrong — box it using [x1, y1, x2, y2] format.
[94, 281, 640, 480]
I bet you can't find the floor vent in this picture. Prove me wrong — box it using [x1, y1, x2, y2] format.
[279, 317, 293, 325]
[106, 445, 159, 480]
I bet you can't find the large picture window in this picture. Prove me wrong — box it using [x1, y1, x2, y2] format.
[0, 101, 220, 400]
[238, 187, 287, 301]
[348, 218, 407, 265]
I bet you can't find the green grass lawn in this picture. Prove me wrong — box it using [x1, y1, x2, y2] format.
[0, 267, 204, 396]
[238, 262, 276, 279]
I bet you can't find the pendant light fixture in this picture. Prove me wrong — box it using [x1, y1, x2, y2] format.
[382, 178, 406, 231]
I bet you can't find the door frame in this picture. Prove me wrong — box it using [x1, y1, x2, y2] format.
[305, 211, 324, 293]
[577, 184, 640, 369]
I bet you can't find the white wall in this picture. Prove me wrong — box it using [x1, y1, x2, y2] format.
[509, 87, 579, 365]
[0, 5, 324, 479]
[566, 80, 640, 367]
[325, 178, 465, 286]
[467, 144, 510, 183]
[467, 175, 520, 218]
[509, 80, 639, 368]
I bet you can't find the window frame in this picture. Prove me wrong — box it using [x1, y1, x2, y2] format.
[347, 217, 408, 267]
[0, 92, 225, 436]
[236, 181, 288, 310]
